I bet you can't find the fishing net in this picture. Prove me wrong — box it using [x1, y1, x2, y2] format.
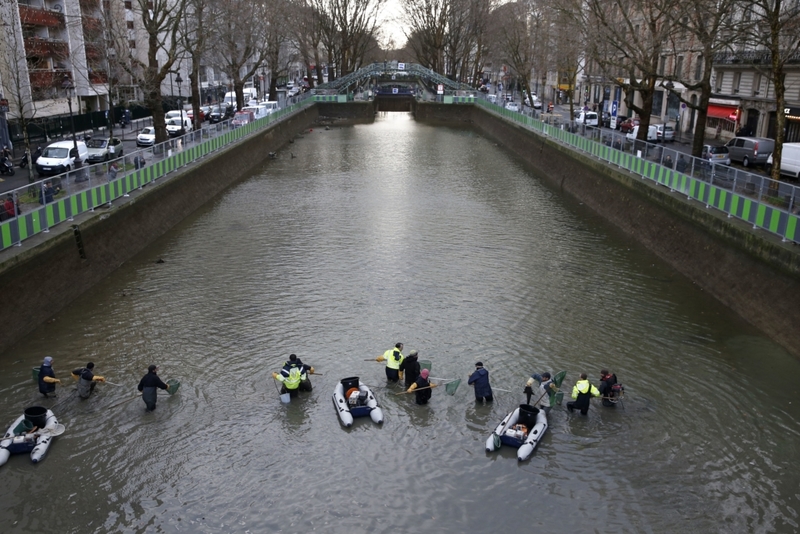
[445, 379, 461, 395]
[553, 391, 564, 405]
[419, 360, 432, 372]
[552, 370, 567, 388]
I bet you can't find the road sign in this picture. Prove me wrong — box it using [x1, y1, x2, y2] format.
[437, 84, 444, 95]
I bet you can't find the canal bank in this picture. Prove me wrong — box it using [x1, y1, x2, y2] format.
[0, 106, 322, 355]
[416, 102, 800, 358]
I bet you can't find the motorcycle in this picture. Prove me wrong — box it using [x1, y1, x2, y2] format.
[0, 156, 15, 176]
[19, 146, 42, 169]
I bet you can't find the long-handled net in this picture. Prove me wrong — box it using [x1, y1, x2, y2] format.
[444, 379, 461, 395]
[419, 360, 432, 372]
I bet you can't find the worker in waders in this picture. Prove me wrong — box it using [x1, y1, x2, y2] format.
[376, 342, 404, 382]
[138, 365, 168, 412]
[72, 362, 105, 399]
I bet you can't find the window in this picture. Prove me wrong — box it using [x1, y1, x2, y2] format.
[715, 72, 723, 92]
[675, 56, 683, 78]
[659, 56, 667, 76]
[126, 21, 134, 29]
[129, 40, 136, 49]
[753, 73, 761, 96]
[124, 0, 132, 8]
[695, 55, 703, 81]
[733, 72, 741, 94]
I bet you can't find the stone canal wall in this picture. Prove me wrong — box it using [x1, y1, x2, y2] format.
[0, 106, 320, 355]
[416, 102, 800, 358]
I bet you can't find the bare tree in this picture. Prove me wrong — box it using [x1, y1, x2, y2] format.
[216, 0, 269, 110]
[401, 0, 449, 72]
[180, 0, 213, 131]
[494, 1, 538, 105]
[747, 0, 800, 180]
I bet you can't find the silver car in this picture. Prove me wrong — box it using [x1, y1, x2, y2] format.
[702, 144, 731, 166]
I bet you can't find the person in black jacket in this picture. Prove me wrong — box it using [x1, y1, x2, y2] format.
[137, 365, 168, 412]
[38, 356, 61, 398]
[406, 368, 437, 405]
[599, 369, 619, 407]
[400, 350, 420, 388]
[72, 362, 105, 399]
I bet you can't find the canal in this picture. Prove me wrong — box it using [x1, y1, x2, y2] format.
[0, 112, 798, 533]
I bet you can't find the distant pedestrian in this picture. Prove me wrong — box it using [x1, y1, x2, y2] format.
[39, 181, 59, 204]
[468, 362, 493, 403]
[133, 154, 146, 170]
[107, 162, 120, 180]
[676, 155, 688, 173]
[664, 155, 674, 169]
[137, 364, 169, 412]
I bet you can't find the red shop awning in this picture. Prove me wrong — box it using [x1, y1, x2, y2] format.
[707, 104, 739, 121]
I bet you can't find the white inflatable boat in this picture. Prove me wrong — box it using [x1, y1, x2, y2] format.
[332, 376, 384, 427]
[485, 404, 547, 461]
[0, 406, 61, 466]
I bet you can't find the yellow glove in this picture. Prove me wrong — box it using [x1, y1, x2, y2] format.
[272, 372, 279, 379]
[376, 355, 385, 362]
[309, 367, 315, 374]
[526, 378, 534, 387]
[71, 373, 80, 381]
[43, 376, 59, 384]
[95, 376, 105, 382]
[407, 383, 417, 392]
[431, 383, 438, 388]
[398, 371, 404, 380]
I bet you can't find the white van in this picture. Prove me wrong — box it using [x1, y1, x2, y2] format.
[627, 124, 658, 142]
[766, 143, 800, 179]
[35, 140, 89, 176]
[575, 111, 599, 126]
[259, 101, 279, 114]
[241, 105, 269, 120]
[224, 88, 258, 108]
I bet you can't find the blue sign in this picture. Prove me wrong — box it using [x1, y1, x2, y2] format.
[611, 100, 618, 117]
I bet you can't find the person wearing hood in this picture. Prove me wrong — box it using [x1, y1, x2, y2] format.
[376, 342, 404, 382]
[400, 349, 421, 388]
[406, 368, 437, 405]
[280, 354, 314, 392]
[72, 362, 105, 399]
[567, 373, 601, 415]
[37, 356, 61, 398]
[137, 365, 169, 412]
[468, 362, 493, 403]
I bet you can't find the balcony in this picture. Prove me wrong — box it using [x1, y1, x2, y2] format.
[85, 43, 102, 60]
[89, 70, 108, 84]
[29, 69, 72, 89]
[714, 50, 800, 65]
[25, 37, 69, 59]
[18, 5, 65, 28]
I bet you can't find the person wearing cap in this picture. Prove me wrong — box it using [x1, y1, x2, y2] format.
[406, 368, 437, 405]
[468, 362, 493, 403]
[400, 349, 420, 388]
[37, 356, 61, 398]
[273, 354, 315, 397]
[567, 373, 601, 415]
[137, 365, 169, 412]
[524, 372, 557, 413]
[72, 362, 106, 399]
[375, 342, 404, 383]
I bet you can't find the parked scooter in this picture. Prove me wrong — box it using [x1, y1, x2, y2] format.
[0, 156, 14, 176]
[19, 146, 42, 169]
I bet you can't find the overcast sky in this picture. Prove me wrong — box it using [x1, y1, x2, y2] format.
[380, 0, 407, 48]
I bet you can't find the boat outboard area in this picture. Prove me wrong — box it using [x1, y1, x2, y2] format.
[332, 376, 384, 427]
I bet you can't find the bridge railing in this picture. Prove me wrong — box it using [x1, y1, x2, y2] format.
[0, 98, 315, 252]
[474, 98, 800, 244]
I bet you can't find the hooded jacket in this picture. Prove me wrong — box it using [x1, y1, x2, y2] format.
[468, 367, 492, 398]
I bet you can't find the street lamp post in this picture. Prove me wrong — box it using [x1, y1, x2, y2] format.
[61, 75, 81, 170]
[176, 72, 183, 111]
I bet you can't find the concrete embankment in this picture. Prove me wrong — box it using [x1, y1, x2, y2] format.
[416, 102, 800, 359]
[0, 106, 324, 355]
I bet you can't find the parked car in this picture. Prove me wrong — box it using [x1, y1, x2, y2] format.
[208, 105, 233, 123]
[575, 111, 599, 126]
[619, 117, 640, 134]
[611, 115, 628, 130]
[200, 105, 212, 120]
[186, 108, 205, 122]
[626, 124, 658, 142]
[136, 127, 156, 147]
[231, 110, 256, 128]
[725, 136, 775, 167]
[35, 140, 88, 176]
[766, 142, 800, 178]
[86, 136, 123, 163]
[701, 144, 731, 166]
[655, 124, 675, 143]
[505, 102, 520, 112]
[165, 117, 191, 137]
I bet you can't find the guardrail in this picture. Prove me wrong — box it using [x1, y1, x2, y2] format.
[474, 98, 800, 244]
[0, 96, 315, 251]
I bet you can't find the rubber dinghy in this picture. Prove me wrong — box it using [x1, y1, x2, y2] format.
[485, 404, 547, 461]
[332, 376, 384, 427]
[0, 406, 61, 466]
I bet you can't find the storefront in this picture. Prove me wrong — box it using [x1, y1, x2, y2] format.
[785, 105, 800, 142]
[705, 99, 740, 139]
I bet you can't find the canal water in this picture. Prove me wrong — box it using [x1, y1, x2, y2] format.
[1, 113, 799, 533]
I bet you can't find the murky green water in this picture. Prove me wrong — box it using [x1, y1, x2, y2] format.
[0, 113, 798, 533]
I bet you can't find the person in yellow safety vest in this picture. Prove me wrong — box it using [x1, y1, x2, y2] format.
[567, 373, 601, 415]
[273, 364, 314, 398]
[375, 342, 404, 382]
